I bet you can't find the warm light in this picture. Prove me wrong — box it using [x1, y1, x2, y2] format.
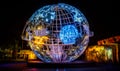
[28, 51, 37, 59]
[18, 50, 37, 60]
[97, 36, 120, 45]
[32, 36, 49, 47]
[85, 45, 115, 62]
[37, 26, 43, 30]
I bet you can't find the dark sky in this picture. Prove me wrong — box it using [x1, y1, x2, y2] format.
[0, 0, 116, 46]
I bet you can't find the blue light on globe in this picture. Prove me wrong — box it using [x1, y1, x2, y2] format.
[60, 25, 79, 44]
[22, 3, 92, 63]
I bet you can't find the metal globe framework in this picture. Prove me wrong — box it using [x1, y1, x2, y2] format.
[22, 3, 92, 63]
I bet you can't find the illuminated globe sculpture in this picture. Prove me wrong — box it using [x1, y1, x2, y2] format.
[22, 3, 93, 63]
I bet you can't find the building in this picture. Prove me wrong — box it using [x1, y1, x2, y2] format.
[85, 36, 120, 63]
[85, 43, 119, 63]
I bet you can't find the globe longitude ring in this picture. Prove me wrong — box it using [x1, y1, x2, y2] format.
[22, 3, 93, 63]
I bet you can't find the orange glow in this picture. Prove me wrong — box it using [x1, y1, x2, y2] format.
[97, 36, 120, 45]
[37, 26, 43, 30]
[85, 45, 114, 62]
[86, 44, 119, 63]
[18, 50, 37, 60]
[32, 36, 49, 47]
[28, 51, 37, 59]
[115, 36, 120, 42]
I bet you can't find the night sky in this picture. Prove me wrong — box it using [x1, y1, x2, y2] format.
[0, 0, 116, 46]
